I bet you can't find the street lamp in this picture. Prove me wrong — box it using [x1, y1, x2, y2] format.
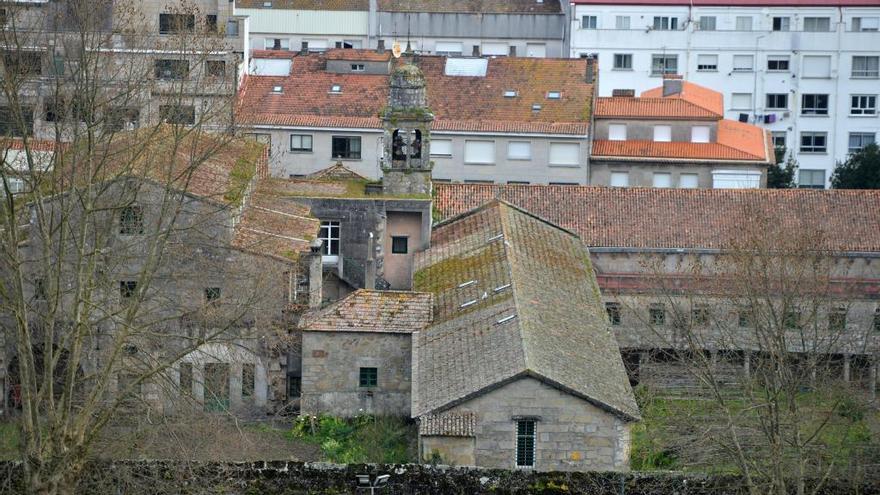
[356, 474, 390, 494]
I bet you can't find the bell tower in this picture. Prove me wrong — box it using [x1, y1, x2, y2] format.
[380, 64, 433, 196]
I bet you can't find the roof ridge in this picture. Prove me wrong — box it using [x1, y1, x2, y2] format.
[497, 203, 532, 373]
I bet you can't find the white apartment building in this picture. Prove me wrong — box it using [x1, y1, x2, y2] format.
[570, 0, 880, 188]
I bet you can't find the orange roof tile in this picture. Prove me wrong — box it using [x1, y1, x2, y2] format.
[325, 49, 392, 62]
[595, 97, 720, 119]
[432, 184, 880, 252]
[641, 81, 724, 116]
[592, 138, 770, 162]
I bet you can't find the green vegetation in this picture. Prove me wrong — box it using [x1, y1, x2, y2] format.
[289, 414, 417, 464]
[224, 152, 259, 206]
[831, 142, 880, 189]
[0, 421, 20, 460]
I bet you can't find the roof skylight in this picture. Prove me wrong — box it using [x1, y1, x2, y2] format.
[271, 85, 283, 93]
[547, 91, 561, 99]
[503, 90, 517, 98]
[459, 300, 478, 309]
[330, 84, 342, 93]
[531, 104, 542, 111]
[496, 314, 517, 325]
[444, 58, 488, 77]
[458, 280, 477, 288]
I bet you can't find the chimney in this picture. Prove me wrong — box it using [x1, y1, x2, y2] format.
[472, 45, 480, 57]
[306, 239, 323, 308]
[612, 89, 635, 97]
[509, 45, 517, 57]
[377, 39, 385, 54]
[662, 74, 683, 97]
[585, 56, 595, 84]
[300, 41, 309, 55]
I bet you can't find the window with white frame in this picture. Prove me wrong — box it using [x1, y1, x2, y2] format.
[507, 141, 531, 160]
[804, 17, 831, 32]
[318, 220, 340, 263]
[851, 95, 877, 115]
[800, 132, 827, 153]
[652, 16, 678, 30]
[691, 126, 710, 143]
[802, 55, 832, 78]
[548, 143, 580, 166]
[767, 55, 790, 71]
[798, 169, 825, 189]
[515, 420, 536, 468]
[610, 172, 629, 187]
[735, 16, 753, 31]
[609, 124, 627, 141]
[679, 173, 698, 189]
[615, 16, 630, 29]
[765, 93, 788, 109]
[304, 39, 328, 52]
[852, 56, 879, 78]
[290, 134, 313, 152]
[613, 53, 632, 70]
[698, 16, 716, 31]
[772, 16, 790, 31]
[772, 131, 787, 150]
[731, 93, 752, 110]
[852, 17, 879, 31]
[653, 172, 672, 188]
[697, 54, 718, 71]
[849, 132, 875, 153]
[732, 54, 754, 72]
[435, 41, 463, 55]
[581, 15, 597, 29]
[802, 94, 829, 115]
[651, 54, 677, 75]
[653, 125, 672, 142]
[464, 140, 495, 164]
[430, 139, 453, 157]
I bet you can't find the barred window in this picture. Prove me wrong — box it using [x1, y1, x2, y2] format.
[515, 420, 536, 468]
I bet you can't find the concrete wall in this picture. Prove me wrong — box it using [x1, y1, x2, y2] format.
[589, 160, 767, 188]
[424, 377, 632, 472]
[593, 119, 719, 142]
[301, 331, 412, 417]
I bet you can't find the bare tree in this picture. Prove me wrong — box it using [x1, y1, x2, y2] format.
[0, 2, 304, 494]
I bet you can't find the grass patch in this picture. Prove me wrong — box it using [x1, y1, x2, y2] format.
[289, 414, 417, 464]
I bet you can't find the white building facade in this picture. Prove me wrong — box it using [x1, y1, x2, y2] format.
[570, 0, 880, 188]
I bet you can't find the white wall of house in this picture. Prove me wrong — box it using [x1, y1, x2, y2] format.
[571, 3, 880, 188]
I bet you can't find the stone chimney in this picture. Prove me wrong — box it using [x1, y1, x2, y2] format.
[585, 56, 595, 84]
[306, 239, 323, 308]
[662, 75, 683, 97]
[472, 45, 480, 57]
[377, 39, 385, 54]
[300, 41, 309, 55]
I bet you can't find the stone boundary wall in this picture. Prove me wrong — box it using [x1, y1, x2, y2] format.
[1, 460, 877, 494]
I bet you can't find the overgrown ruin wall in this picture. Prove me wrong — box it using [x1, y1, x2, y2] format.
[0, 460, 876, 495]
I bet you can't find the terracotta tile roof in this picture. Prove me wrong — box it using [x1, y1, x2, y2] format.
[307, 162, 368, 181]
[432, 185, 880, 252]
[641, 81, 724, 116]
[411, 200, 639, 420]
[379, 0, 562, 13]
[418, 412, 476, 437]
[2, 138, 63, 153]
[717, 119, 773, 162]
[573, 0, 876, 5]
[235, 0, 367, 10]
[325, 49, 392, 62]
[238, 52, 594, 135]
[592, 138, 768, 162]
[595, 97, 721, 120]
[301, 289, 433, 333]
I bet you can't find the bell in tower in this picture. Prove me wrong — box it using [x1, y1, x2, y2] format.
[380, 63, 433, 196]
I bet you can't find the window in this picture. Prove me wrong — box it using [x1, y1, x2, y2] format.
[106, 107, 139, 131]
[828, 308, 847, 331]
[582, 15, 597, 29]
[615, 16, 630, 30]
[605, 302, 621, 325]
[435, 41, 464, 56]
[546, 91, 561, 100]
[772, 132, 786, 150]
[515, 420, 536, 468]
[802, 55, 831, 78]
[691, 126, 710, 143]
[652, 16, 678, 30]
[205, 60, 226, 78]
[205, 287, 221, 305]
[772, 16, 790, 31]
[265, 38, 289, 50]
[507, 141, 531, 160]
[609, 124, 626, 141]
[679, 173, 698, 188]
[481, 43, 508, 56]
[738, 310, 751, 327]
[351, 64, 365, 72]
[649, 304, 666, 325]
[732, 54, 754, 72]
[290, 134, 313, 152]
[851, 95, 877, 115]
[849, 132, 875, 153]
[699, 16, 716, 31]
[329, 84, 342, 93]
[288, 376, 302, 398]
[853, 17, 879, 32]
[504, 90, 517, 98]
[802, 94, 829, 115]
[242, 363, 255, 398]
[226, 19, 240, 37]
[205, 14, 218, 32]
[526, 43, 546, 58]
[613, 54, 632, 70]
[359, 367, 377, 387]
[804, 17, 831, 32]
[464, 140, 495, 164]
[783, 308, 800, 328]
[767, 56, 790, 71]
[119, 281, 137, 301]
[731, 93, 752, 110]
[874, 307, 880, 332]
[319, 220, 340, 261]
[548, 143, 580, 166]
[179, 363, 192, 395]
[119, 205, 144, 235]
[852, 56, 879, 78]
[697, 54, 718, 71]
[431, 139, 452, 157]
[155, 59, 189, 80]
[765, 93, 788, 110]
[159, 105, 195, 125]
[391, 236, 408, 254]
[331, 136, 361, 159]
[653, 172, 672, 188]
[653, 125, 671, 142]
[798, 168, 826, 188]
[800, 133, 827, 153]
[159, 13, 195, 34]
[735, 16, 753, 31]
[692, 305, 710, 326]
[610, 172, 629, 187]
[651, 55, 677, 75]
[2, 50, 42, 77]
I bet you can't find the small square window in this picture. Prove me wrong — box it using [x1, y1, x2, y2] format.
[613, 54, 632, 70]
[605, 302, 621, 325]
[119, 280, 137, 300]
[649, 304, 665, 326]
[765, 93, 788, 110]
[391, 236, 408, 254]
[359, 367, 377, 387]
[290, 134, 313, 152]
[351, 64, 365, 72]
[205, 287, 221, 305]
[798, 168, 825, 188]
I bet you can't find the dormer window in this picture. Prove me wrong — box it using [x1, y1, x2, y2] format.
[504, 90, 517, 98]
[271, 85, 283, 94]
[351, 64, 365, 72]
[531, 104, 542, 112]
[330, 84, 342, 93]
[547, 91, 561, 99]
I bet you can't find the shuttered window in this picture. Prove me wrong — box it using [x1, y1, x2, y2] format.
[802, 56, 831, 78]
[691, 126, 710, 143]
[548, 143, 579, 166]
[609, 124, 627, 141]
[653, 125, 672, 142]
[430, 139, 452, 157]
[464, 140, 495, 164]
